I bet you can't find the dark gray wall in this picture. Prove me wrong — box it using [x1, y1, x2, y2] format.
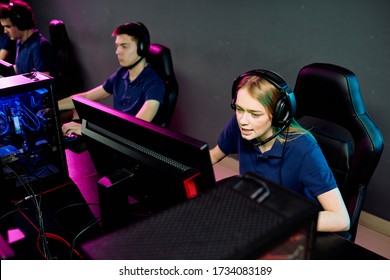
[29, 0, 389, 221]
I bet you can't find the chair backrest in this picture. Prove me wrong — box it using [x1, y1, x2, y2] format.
[293, 63, 384, 241]
[49, 19, 84, 100]
[146, 43, 179, 128]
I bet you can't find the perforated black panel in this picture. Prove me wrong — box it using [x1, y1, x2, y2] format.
[81, 173, 318, 259]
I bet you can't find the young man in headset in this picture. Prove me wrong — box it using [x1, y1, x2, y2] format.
[0, 0, 53, 75]
[59, 22, 165, 136]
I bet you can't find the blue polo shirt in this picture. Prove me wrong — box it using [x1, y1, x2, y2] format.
[217, 114, 337, 202]
[15, 30, 53, 74]
[0, 34, 16, 63]
[103, 64, 165, 118]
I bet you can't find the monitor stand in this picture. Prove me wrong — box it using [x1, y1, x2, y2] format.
[97, 168, 135, 233]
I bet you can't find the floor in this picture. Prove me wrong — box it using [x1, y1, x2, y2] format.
[355, 216, 390, 259]
[214, 156, 390, 260]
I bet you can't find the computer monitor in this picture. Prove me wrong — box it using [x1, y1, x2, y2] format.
[0, 72, 68, 196]
[0, 59, 16, 78]
[72, 96, 217, 231]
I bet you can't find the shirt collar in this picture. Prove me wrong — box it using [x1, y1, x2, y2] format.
[17, 29, 39, 46]
[253, 138, 285, 159]
[121, 63, 151, 83]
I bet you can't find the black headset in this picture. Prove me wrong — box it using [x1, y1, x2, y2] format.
[125, 22, 150, 58]
[8, 2, 35, 31]
[231, 69, 296, 128]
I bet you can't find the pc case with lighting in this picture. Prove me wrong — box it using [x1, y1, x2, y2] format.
[0, 72, 68, 197]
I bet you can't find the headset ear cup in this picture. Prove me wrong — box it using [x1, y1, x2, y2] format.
[231, 83, 238, 110]
[9, 7, 21, 30]
[231, 74, 245, 110]
[138, 41, 144, 56]
[134, 22, 150, 57]
[273, 95, 293, 127]
[230, 98, 236, 110]
[273, 98, 285, 126]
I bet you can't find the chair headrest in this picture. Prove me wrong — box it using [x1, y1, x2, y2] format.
[294, 63, 366, 123]
[49, 19, 70, 48]
[147, 44, 175, 78]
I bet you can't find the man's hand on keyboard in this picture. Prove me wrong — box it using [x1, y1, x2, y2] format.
[62, 121, 82, 136]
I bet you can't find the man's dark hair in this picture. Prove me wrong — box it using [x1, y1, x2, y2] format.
[112, 22, 150, 57]
[0, 1, 35, 31]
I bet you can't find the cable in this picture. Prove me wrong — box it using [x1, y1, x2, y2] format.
[0, 208, 23, 221]
[53, 202, 101, 259]
[15, 186, 98, 259]
[53, 202, 100, 235]
[5, 161, 96, 259]
[20, 103, 41, 131]
[37, 233, 84, 260]
[279, 126, 290, 187]
[17, 206, 84, 259]
[6, 164, 51, 259]
[11, 180, 74, 206]
[70, 218, 101, 259]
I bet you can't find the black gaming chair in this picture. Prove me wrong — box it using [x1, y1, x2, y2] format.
[146, 43, 179, 128]
[293, 63, 384, 241]
[49, 19, 84, 101]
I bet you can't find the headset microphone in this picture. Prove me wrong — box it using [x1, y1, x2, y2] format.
[251, 124, 288, 147]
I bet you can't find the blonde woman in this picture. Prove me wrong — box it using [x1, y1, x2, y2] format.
[210, 69, 350, 233]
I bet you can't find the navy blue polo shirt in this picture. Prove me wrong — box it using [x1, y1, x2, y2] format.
[15, 30, 53, 74]
[103, 64, 165, 117]
[217, 114, 337, 202]
[0, 34, 16, 63]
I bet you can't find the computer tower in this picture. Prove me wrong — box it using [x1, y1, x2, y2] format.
[0, 72, 68, 199]
[81, 172, 319, 259]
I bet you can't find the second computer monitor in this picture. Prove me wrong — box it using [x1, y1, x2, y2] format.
[73, 96, 217, 231]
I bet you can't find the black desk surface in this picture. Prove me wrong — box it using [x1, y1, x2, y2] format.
[312, 232, 386, 260]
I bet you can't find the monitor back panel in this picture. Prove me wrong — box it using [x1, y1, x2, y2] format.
[81, 172, 318, 259]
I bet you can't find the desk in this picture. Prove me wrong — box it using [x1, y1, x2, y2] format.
[3, 148, 385, 260]
[68, 149, 385, 260]
[312, 233, 386, 260]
